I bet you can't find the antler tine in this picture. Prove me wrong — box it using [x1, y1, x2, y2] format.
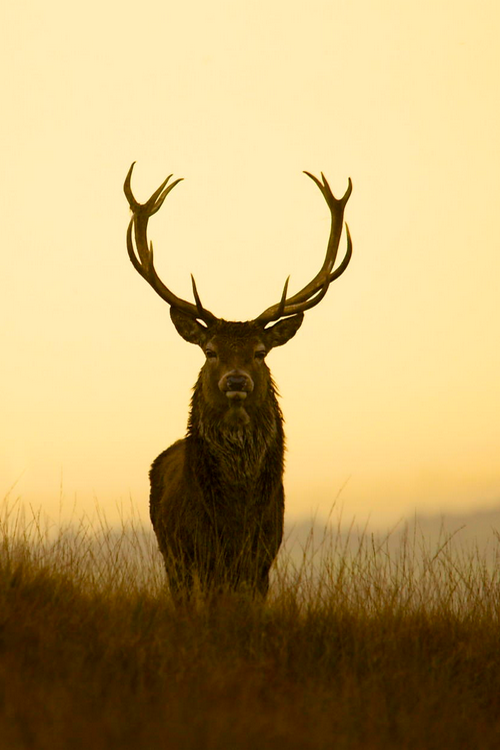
[124, 163, 218, 325]
[190, 274, 213, 321]
[124, 162, 174, 213]
[256, 172, 352, 325]
[274, 276, 290, 321]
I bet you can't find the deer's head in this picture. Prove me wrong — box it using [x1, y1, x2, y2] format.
[124, 164, 352, 426]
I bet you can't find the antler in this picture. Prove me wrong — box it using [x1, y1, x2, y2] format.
[125, 164, 352, 328]
[255, 172, 352, 325]
[124, 162, 218, 325]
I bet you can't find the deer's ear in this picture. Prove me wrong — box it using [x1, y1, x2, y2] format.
[170, 308, 209, 346]
[263, 313, 304, 349]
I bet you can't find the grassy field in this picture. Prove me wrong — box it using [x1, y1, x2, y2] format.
[1, 500, 500, 749]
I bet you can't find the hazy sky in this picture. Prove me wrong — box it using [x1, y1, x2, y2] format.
[2, 0, 499, 528]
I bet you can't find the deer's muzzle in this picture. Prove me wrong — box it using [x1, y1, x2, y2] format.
[219, 371, 254, 401]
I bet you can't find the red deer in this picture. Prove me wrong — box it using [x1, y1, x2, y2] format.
[124, 163, 352, 597]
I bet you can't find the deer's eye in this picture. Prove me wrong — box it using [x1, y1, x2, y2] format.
[205, 350, 217, 359]
[254, 350, 267, 360]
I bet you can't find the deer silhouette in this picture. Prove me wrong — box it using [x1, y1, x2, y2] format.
[124, 163, 352, 598]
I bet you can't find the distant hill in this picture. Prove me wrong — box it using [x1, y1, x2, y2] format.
[282, 504, 500, 566]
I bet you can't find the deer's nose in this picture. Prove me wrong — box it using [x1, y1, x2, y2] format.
[226, 375, 248, 391]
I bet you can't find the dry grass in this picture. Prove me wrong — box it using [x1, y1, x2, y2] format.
[2, 499, 500, 749]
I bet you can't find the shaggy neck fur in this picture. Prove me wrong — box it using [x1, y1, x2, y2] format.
[187, 374, 284, 488]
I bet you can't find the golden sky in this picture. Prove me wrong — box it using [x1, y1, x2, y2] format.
[1, 0, 499, 527]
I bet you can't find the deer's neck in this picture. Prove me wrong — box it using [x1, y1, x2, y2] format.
[187, 386, 284, 490]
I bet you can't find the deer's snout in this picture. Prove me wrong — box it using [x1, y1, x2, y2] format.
[219, 370, 254, 400]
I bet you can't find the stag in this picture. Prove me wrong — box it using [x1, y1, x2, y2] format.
[124, 163, 352, 598]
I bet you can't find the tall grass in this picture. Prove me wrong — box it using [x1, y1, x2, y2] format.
[1, 498, 500, 749]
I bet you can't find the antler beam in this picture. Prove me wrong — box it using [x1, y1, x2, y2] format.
[124, 162, 218, 325]
[255, 172, 352, 325]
